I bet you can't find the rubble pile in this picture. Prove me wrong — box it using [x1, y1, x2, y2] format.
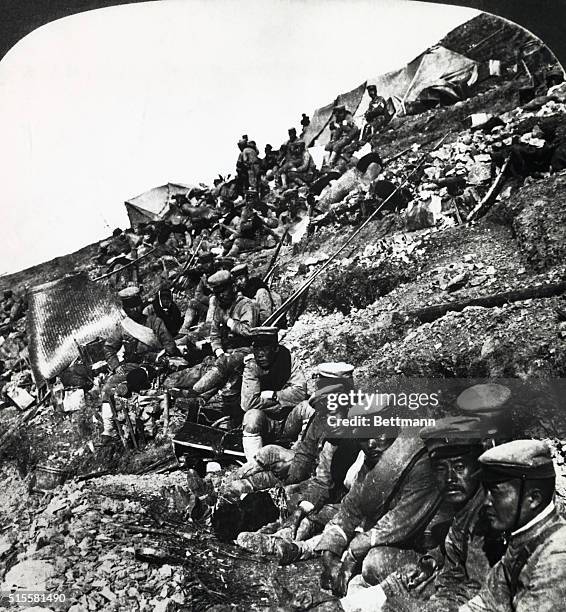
[0, 473, 270, 612]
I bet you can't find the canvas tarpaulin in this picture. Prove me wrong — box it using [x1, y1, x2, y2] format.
[302, 82, 367, 148]
[27, 273, 122, 386]
[125, 182, 196, 228]
[354, 46, 478, 123]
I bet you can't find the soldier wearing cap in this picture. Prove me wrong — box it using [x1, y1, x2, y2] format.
[240, 327, 307, 460]
[279, 140, 317, 188]
[225, 198, 279, 258]
[241, 401, 395, 565]
[376, 386, 512, 611]
[236, 137, 261, 193]
[363, 85, 391, 141]
[326, 105, 360, 169]
[101, 286, 183, 441]
[316, 416, 442, 598]
[359, 415, 503, 612]
[222, 363, 355, 501]
[459, 440, 566, 612]
[231, 264, 282, 324]
[179, 252, 216, 333]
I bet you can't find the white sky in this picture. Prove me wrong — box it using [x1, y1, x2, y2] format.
[0, 0, 478, 275]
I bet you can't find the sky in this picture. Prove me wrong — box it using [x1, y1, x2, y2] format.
[0, 0, 478, 275]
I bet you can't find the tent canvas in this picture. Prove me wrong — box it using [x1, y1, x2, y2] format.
[302, 81, 367, 148]
[125, 182, 196, 228]
[354, 46, 478, 124]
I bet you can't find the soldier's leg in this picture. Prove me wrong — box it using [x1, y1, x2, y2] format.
[100, 364, 138, 437]
[362, 546, 420, 587]
[162, 364, 203, 390]
[281, 400, 315, 441]
[242, 409, 284, 461]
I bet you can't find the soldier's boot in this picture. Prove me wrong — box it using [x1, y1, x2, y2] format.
[192, 366, 225, 395]
[242, 432, 263, 462]
[276, 540, 302, 566]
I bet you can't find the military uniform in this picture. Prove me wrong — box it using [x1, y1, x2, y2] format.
[239, 327, 308, 459]
[164, 271, 259, 394]
[460, 440, 566, 612]
[100, 287, 181, 438]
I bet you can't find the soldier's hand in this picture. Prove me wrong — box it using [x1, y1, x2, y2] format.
[320, 551, 342, 592]
[289, 508, 306, 540]
[400, 557, 437, 591]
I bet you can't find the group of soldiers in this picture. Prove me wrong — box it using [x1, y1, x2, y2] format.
[95, 264, 566, 611]
[87, 85, 566, 611]
[235, 85, 392, 196]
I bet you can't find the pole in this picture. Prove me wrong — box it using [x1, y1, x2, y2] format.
[93, 247, 158, 282]
[264, 132, 451, 326]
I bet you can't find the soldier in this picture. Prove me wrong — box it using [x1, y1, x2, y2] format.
[459, 439, 566, 612]
[315, 426, 442, 598]
[225, 192, 279, 257]
[363, 84, 391, 140]
[242, 400, 397, 565]
[326, 105, 360, 169]
[222, 362, 355, 499]
[100, 287, 183, 441]
[386, 384, 513, 612]
[164, 271, 259, 395]
[240, 327, 308, 459]
[231, 263, 281, 324]
[178, 252, 216, 333]
[283, 141, 317, 188]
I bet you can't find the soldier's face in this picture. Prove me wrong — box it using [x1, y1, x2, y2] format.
[359, 436, 395, 466]
[215, 285, 235, 308]
[253, 343, 278, 369]
[234, 276, 247, 291]
[483, 480, 523, 531]
[432, 454, 480, 506]
[125, 304, 143, 321]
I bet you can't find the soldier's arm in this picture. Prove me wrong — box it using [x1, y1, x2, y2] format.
[286, 409, 321, 484]
[229, 300, 259, 337]
[458, 562, 509, 612]
[103, 324, 123, 372]
[276, 353, 308, 408]
[366, 459, 440, 548]
[429, 520, 478, 609]
[514, 544, 566, 612]
[209, 305, 224, 354]
[295, 441, 337, 512]
[254, 288, 273, 324]
[240, 356, 263, 412]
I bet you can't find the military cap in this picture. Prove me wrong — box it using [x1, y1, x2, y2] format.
[118, 286, 142, 307]
[317, 362, 355, 378]
[208, 270, 233, 290]
[457, 384, 511, 415]
[420, 416, 486, 460]
[251, 327, 279, 346]
[198, 252, 214, 264]
[479, 439, 555, 482]
[231, 263, 249, 277]
[333, 104, 346, 113]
